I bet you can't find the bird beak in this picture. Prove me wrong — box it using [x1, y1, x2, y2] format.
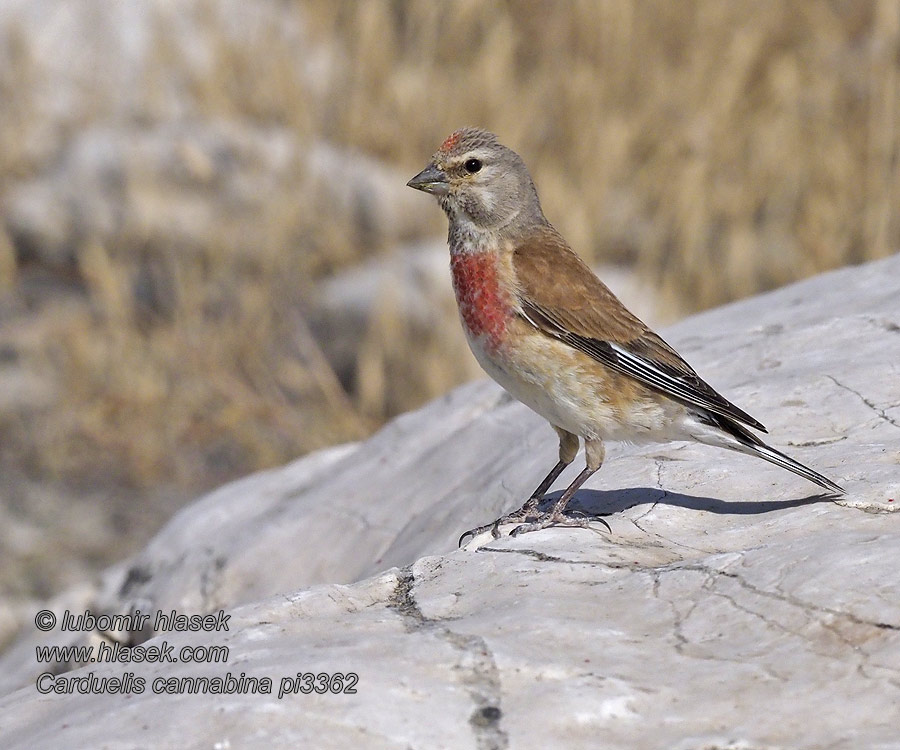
[407, 162, 449, 196]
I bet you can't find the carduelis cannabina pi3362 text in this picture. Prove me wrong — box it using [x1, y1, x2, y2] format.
[407, 128, 843, 544]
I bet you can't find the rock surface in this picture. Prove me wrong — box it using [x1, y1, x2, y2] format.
[1, 255, 899, 748]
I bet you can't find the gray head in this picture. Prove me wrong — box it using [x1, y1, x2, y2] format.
[407, 128, 544, 232]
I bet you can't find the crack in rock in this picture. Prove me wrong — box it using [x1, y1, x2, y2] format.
[650, 570, 700, 661]
[785, 436, 848, 447]
[629, 467, 710, 554]
[630, 459, 665, 528]
[659, 560, 900, 679]
[642, 552, 900, 685]
[695, 570, 860, 675]
[668, 562, 900, 633]
[827, 375, 900, 431]
[650, 567, 824, 683]
[389, 568, 508, 750]
[478, 545, 637, 570]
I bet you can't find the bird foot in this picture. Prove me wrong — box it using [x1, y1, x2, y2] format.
[459, 505, 610, 546]
[458, 500, 541, 547]
[509, 510, 611, 538]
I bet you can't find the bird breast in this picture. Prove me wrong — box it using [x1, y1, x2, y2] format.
[449, 251, 513, 354]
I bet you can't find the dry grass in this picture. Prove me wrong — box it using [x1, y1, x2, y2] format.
[1, 0, 898, 502]
[309, 0, 899, 305]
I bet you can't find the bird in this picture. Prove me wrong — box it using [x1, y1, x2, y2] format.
[406, 127, 843, 544]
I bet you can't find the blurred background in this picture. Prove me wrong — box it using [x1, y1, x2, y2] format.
[0, 0, 898, 643]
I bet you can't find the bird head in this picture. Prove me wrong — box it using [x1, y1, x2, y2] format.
[407, 128, 542, 232]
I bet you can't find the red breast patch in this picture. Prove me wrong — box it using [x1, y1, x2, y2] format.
[450, 253, 510, 352]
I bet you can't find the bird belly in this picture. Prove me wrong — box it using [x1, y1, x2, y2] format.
[449, 250, 688, 444]
[466, 324, 688, 444]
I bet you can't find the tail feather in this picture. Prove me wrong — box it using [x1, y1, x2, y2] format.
[737, 439, 844, 494]
[698, 412, 844, 494]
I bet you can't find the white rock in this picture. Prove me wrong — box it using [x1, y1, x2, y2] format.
[0, 255, 899, 748]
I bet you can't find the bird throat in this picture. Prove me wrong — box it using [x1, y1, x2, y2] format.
[449, 251, 510, 353]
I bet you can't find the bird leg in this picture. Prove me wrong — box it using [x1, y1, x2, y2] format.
[457, 459, 568, 547]
[525, 458, 569, 508]
[460, 429, 605, 546]
[510, 438, 609, 537]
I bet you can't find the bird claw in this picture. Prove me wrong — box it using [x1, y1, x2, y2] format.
[458, 504, 540, 547]
[569, 509, 612, 534]
[458, 522, 507, 547]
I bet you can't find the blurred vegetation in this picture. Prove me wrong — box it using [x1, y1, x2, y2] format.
[0, 0, 898, 505]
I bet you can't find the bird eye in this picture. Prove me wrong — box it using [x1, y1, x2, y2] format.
[464, 158, 482, 174]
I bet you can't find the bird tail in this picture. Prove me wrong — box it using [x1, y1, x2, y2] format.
[735, 439, 844, 494]
[698, 412, 844, 494]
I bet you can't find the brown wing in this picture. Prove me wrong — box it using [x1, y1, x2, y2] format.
[512, 224, 767, 432]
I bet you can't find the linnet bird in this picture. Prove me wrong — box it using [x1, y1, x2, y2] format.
[406, 128, 843, 543]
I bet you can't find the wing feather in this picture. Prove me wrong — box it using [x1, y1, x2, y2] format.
[513, 226, 767, 433]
